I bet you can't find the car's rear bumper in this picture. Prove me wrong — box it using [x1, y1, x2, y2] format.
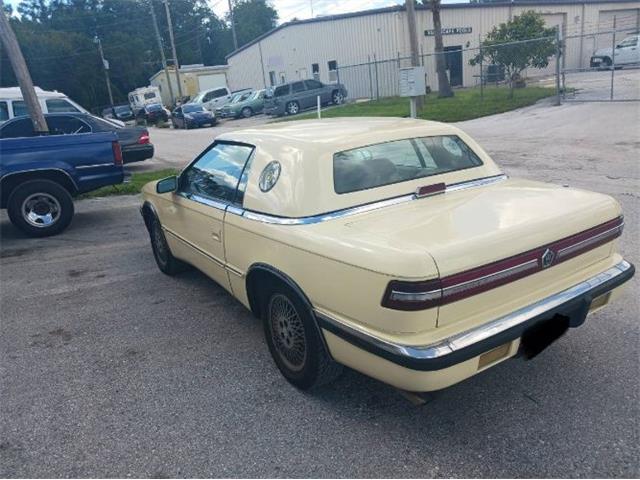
[316, 259, 634, 390]
[123, 144, 154, 163]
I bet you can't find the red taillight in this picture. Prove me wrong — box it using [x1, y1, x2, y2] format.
[138, 132, 150, 144]
[381, 279, 442, 311]
[112, 141, 123, 166]
[382, 216, 624, 311]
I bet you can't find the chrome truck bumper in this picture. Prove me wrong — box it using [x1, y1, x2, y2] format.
[315, 260, 634, 372]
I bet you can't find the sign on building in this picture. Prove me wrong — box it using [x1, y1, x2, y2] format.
[399, 66, 426, 97]
[424, 27, 472, 36]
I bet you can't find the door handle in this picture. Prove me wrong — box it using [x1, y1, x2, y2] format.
[211, 230, 222, 242]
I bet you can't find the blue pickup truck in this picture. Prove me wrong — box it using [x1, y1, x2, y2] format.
[0, 132, 124, 237]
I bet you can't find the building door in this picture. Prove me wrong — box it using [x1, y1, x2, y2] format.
[444, 46, 463, 87]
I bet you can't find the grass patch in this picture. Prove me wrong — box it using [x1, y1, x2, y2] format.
[80, 168, 178, 198]
[288, 86, 556, 123]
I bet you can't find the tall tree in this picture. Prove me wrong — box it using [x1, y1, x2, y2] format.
[427, 0, 453, 97]
[228, 0, 277, 49]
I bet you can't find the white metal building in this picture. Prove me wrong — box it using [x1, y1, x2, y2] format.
[225, 0, 640, 96]
[150, 64, 229, 105]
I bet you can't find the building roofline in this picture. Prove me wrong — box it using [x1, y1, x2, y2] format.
[149, 64, 229, 82]
[225, 0, 639, 60]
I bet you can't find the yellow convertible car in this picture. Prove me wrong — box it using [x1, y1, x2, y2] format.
[141, 118, 634, 392]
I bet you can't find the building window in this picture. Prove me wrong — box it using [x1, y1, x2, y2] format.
[279, 72, 286, 84]
[328, 60, 337, 82]
[312, 63, 320, 81]
[268, 71, 276, 86]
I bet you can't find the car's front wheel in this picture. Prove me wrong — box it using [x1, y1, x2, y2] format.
[286, 101, 300, 115]
[262, 284, 342, 389]
[149, 216, 189, 275]
[7, 179, 74, 237]
[332, 90, 345, 105]
[241, 107, 253, 118]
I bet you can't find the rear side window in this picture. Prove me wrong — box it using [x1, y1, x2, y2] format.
[333, 136, 483, 194]
[179, 142, 254, 204]
[0, 101, 8, 121]
[46, 99, 80, 113]
[0, 118, 35, 138]
[291, 81, 305, 93]
[274, 85, 290, 97]
[212, 88, 228, 99]
[11, 101, 28, 117]
[47, 116, 91, 135]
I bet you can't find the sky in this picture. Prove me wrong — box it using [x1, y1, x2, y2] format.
[7, 0, 467, 24]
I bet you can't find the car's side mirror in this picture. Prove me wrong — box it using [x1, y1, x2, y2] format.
[156, 175, 178, 194]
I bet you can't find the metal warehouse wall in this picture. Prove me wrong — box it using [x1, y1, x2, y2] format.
[226, 2, 640, 95]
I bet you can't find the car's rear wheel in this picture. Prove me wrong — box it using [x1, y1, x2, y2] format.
[286, 101, 300, 115]
[149, 216, 189, 275]
[262, 283, 343, 389]
[7, 180, 74, 237]
[332, 90, 345, 105]
[241, 107, 253, 118]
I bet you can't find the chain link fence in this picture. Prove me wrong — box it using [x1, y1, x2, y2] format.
[334, 28, 639, 107]
[335, 36, 561, 104]
[562, 25, 640, 102]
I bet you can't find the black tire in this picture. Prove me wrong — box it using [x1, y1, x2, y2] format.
[149, 216, 189, 275]
[262, 283, 343, 389]
[241, 106, 253, 118]
[602, 57, 612, 69]
[6, 179, 74, 237]
[286, 101, 300, 116]
[332, 90, 345, 105]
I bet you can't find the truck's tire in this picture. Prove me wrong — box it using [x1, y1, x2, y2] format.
[6, 179, 74, 237]
[149, 216, 190, 275]
[286, 101, 300, 115]
[262, 283, 343, 390]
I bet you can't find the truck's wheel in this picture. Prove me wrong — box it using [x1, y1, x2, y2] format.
[149, 216, 189, 275]
[7, 180, 74, 237]
[262, 283, 343, 389]
[286, 101, 299, 115]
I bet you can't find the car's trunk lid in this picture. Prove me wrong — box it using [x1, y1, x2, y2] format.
[344, 177, 620, 278]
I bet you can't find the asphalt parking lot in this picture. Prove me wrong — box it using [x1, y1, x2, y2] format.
[1, 97, 639, 477]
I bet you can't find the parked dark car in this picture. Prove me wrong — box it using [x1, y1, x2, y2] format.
[136, 103, 169, 124]
[0, 113, 154, 164]
[102, 104, 135, 122]
[264, 79, 348, 116]
[171, 104, 216, 129]
[0, 130, 123, 237]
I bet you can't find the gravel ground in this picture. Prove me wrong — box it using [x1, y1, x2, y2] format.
[1, 96, 638, 478]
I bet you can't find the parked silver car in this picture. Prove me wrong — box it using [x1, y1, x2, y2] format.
[263, 79, 347, 116]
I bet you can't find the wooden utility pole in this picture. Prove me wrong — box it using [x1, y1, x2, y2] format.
[228, 0, 238, 50]
[94, 35, 114, 107]
[149, 0, 175, 105]
[0, 1, 48, 132]
[163, 0, 183, 103]
[405, 0, 423, 111]
[430, 0, 453, 98]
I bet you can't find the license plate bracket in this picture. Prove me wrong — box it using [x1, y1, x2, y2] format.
[520, 297, 591, 359]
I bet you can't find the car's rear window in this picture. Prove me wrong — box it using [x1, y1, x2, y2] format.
[333, 136, 483, 194]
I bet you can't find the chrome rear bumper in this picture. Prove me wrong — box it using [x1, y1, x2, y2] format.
[315, 260, 634, 371]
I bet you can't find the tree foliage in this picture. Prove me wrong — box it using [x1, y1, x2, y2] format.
[469, 11, 556, 94]
[1, 0, 278, 110]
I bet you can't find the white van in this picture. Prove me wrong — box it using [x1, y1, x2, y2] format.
[128, 86, 162, 113]
[0, 87, 88, 123]
[189, 87, 254, 112]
